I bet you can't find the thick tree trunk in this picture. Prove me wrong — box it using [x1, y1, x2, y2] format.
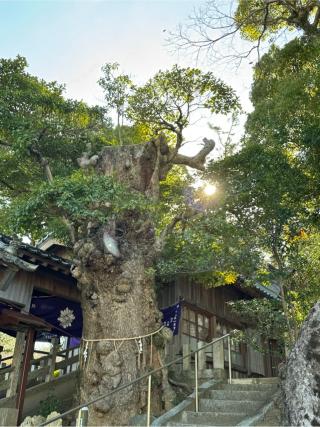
[74, 239, 162, 425]
[282, 301, 320, 426]
[72, 142, 167, 425]
[72, 137, 214, 424]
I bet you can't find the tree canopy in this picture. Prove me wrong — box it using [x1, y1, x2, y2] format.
[127, 65, 239, 148]
[4, 3, 320, 424]
[201, 34, 320, 345]
[173, 0, 320, 62]
[0, 56, 111, 198]
[3, 15, 320, 359]
[235, 0, 320, 41]
[0, 59, 239, 249]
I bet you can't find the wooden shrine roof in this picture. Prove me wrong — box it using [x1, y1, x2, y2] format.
[0, 234, 72, 276]
[0, 307, 52, 332]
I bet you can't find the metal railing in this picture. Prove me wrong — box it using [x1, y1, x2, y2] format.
[40, 332, 234, 427]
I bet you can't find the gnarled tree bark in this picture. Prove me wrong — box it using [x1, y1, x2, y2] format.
[72, 137, 215, 425]
[282, 301, 320, 427]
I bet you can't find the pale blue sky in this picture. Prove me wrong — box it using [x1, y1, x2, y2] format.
[0, 0, 253, 154]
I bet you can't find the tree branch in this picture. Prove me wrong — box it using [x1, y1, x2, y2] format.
[172, 137, 215, 171]
[29, 130, 76, 243]
[0, 179, 26, 195]
[155, 207, 203, 255]
[29, 129, 54, 183]
[0, 140, 11, 148]
[155, 215, 183, 254]
[171, 0, 320, 64]
[29, 145, 54, 183]
[313, 4, 320, 28]
[147, 136, 162, 199]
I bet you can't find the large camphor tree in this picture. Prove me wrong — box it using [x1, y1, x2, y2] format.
[0, 57, 238, 425]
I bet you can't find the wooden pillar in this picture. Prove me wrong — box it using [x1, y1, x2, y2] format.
[264, 338, 272, 377]
[244, 343, 249, 374]
[213, 339, 224, 369]
[17, 328, 35, 425]
[45, 336, 59, 382]
[212, 338, 226, 380]
[212, 315, 217, 339]
[38, 357, 47, 383]
[6, 331, 25, 398]
[182, 343, 190, 370]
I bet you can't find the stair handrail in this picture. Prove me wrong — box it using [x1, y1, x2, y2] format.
[39, 332, 235, 427]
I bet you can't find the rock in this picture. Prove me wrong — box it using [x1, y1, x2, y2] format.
[45, 411, 62, 426]
[20, 415, 45, 426]
[282, 301, 320, 426]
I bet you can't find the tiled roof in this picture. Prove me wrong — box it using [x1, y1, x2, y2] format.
[0, 234, 72, 274]
[254, 282, 281, 300]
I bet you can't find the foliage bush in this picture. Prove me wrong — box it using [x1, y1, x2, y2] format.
[38, 394, 62, 418]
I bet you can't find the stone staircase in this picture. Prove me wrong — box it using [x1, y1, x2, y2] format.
[166, 378, 279, 426]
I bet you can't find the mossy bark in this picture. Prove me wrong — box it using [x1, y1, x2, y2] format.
[72, 142, 166, 425]
[72, 137, 214, 424]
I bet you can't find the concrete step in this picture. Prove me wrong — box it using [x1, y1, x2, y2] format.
[231, 377, 279, 385]
[167, 422, 242, 427]
[207, 389, 271, 401]
[181, 410, 247, 425]
[162, 378, 280, 427]
[167, 423, 222, 427]
[253, 408, 282, 426]
[199, 398, 263, 414]
[224, 383, 278, 392]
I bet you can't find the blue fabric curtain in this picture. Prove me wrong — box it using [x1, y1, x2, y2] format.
[30, 296, 83, 339]
[160, 302, 181, 336]
[1, 298, 182, 340]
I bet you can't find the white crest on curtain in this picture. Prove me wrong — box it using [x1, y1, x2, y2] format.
[58, 307, 75, 329]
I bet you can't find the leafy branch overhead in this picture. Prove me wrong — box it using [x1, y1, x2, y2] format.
[127, 65, 240, 151]
[98, 63, 133, 145]
[3, 4, 320, 425]
[5, 172, 151, 242]
[173, 0, 320, 62]
[0, 56, 112, 199]
[0, 59, 239, 249]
